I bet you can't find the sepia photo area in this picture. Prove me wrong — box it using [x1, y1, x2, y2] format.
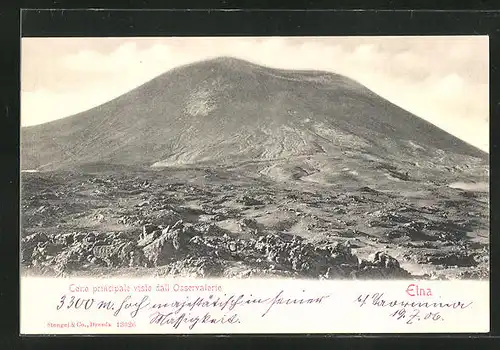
[20, 36, 490, 281]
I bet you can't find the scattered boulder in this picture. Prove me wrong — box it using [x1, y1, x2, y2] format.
[239, 218, 259, 231]
[359, 186, 379, 194]
[352, 251, 411, 279]
[21, 232, 49, 264]
[138, 229, 162, 247]
[238, 195, 264, 206]
[141, 224, 160, 239]
[424, 251, 478, 267]
[370, 251, 400, 269]
[142, 220, 197, 266]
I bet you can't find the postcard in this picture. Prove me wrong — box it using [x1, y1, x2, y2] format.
[20, 36, 490, 334]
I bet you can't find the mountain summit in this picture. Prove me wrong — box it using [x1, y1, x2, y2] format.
[21, 57, 486, 172]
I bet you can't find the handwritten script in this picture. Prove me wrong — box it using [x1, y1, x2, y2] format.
[54, 290, 331, 330]
[355, 292, 474, 325]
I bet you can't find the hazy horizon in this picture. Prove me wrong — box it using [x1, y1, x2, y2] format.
[21, 36, 489, 152]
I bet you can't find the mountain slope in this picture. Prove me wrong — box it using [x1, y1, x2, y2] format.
[21, 57, 487, 171]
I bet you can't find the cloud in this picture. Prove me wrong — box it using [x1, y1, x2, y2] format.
[21, 36, 489, 152]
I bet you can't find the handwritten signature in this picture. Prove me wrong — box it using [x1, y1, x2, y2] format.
[354, 292, 473, 325]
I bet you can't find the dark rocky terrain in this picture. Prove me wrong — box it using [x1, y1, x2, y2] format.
[20, 57, 489, 280]
[20, 165, 489, 280]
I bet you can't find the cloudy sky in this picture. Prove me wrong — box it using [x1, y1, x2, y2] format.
[21, 36, 489, 152]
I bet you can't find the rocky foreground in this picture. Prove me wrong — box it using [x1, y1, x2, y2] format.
[20, 167, 489, 280]
[22, 221, 411, 280]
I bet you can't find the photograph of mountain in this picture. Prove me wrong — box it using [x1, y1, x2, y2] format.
[20, 37, 489, 280]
